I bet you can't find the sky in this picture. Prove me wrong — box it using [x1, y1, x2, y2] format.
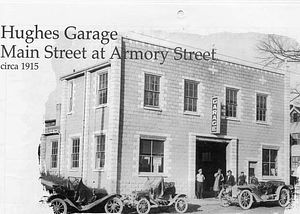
[1, 1, 300, 213]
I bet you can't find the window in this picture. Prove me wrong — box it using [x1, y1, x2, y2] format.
[226, 88, 238, 117]
[139, 139, 164, 173]
[292, 156, 300, 169]
[184, 80, 198, 112]
[51, 141, 58, 168]
[262, 149, 278, 176]
[257, 94, 267, 121]
[71, 138, 80, 168]
[144, 74, 160, 107]
[68, 81, 74, 112]
[95, 135, 105, 169]
[292, 112, 300, 123]
[97, 72, 108, 105]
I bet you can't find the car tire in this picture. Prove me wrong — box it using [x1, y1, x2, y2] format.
[104, 197, 123, 213]
[278, 188, 290, 207]
[219, 189, 230, 207]
[136, 197, 151, 214]
[238, 189, 253, 210]
[174, 197, 188, 213]
[50, 198, 67, 214]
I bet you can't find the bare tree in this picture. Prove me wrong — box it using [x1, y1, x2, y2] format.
[257, 34, 300, 68]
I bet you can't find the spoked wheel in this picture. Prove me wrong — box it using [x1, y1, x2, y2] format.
[136, 198, 151, 214]
[278, 189, 290, 207]
[50, 198, 67, 214]
[174, 197, 188, 213]
[219, 189, 230, 207]
[238, 190, 253, 210]
[104, 197, 123, 213]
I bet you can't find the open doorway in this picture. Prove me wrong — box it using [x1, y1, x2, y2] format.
[196, 140, 227, 198]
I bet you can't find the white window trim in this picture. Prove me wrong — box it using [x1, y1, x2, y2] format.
[67, 80, 75, 115]
[69, 134, 82, 171]
[142, 71, 163, 111]
[183, 78, 201, 116]
[255, 91, 270, 125]
[138, 135, 167, 176]
[261, 144, 280, 179]
[50, 141, 59, 169]
[94, 134, 107, 171]
[224, 85, 241, 121]
[94, 69, 109, 109]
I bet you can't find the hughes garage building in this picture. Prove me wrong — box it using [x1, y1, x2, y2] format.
[40, 37, 290, 198]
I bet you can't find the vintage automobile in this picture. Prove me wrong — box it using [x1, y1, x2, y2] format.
[219, 180, 293, 210]
[42, 177, 123, 214]
[122, 176, 188, 214]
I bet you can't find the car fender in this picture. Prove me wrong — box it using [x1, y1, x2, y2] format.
[173, 194, 188, 200]
[237, 187, 261, 202]
[275, 186, 289, 200]
[47, 194, 79, 210]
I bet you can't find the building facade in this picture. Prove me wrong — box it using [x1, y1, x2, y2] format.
[290, 105, 300, 178]
[40, 37, 290, 198]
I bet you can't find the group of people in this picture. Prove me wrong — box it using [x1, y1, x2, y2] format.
[196, 168, 248, 199]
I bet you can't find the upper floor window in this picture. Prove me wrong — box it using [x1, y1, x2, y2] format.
[139, 139, 164, 173]
[256, 94, 267, 122]
[184, 80, 198, 112]
[51, 141, 58, 168]
[68, 81, 74, 112]
[144, 74, 160, 107]
[71, 138, 80, 168]
[262, 148, 278, 176]
[97, 72, 108, 105]
[95, 135, 105, 169]
[226, 88, 238, 117]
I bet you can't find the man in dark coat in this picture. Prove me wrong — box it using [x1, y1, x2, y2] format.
[225, 170, 235, 186]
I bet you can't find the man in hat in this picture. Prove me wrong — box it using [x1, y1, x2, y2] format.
[196, 168, 205, 199]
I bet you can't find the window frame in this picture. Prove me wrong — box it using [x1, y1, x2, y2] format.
[71, 138, 80, 169]
[95, 135, 106, 169]
[51, 141, 58, 169]
[139, 139, 164, 174]
[68, 81, 74, 113]
[226, 87, 238, 118]
[144, 73, 160, 108]
[262, 148, 278, 176]
[256, 93, 268, 122]
[97, 72, 108, 106]
[184, 80, 198, 112]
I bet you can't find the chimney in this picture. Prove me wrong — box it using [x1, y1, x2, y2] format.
[56, 104, 61, 126]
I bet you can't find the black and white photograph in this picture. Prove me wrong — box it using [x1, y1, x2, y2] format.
[1, 1, 300, 214]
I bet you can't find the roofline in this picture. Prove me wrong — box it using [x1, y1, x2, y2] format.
[122, 37, 285, 76]
[290, 106, 300, 114]
[60, 61, 111, 81]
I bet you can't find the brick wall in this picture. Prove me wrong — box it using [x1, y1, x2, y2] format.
[117, 38, 288, 197]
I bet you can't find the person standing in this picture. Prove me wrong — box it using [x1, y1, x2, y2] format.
[196, 169, 205, 199]
[238, 172, 247, 185]
[225, 170, 235, 186]
[213, 168, 224, 198]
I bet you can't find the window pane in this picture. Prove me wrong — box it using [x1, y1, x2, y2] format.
[140, 140, 151, 155]
[262, 149, 269, 162]
[263, 163, 270, 175]
[152, 141, 164, 155]
[139, 156, 151, 172]
[270, 150, 277, 162]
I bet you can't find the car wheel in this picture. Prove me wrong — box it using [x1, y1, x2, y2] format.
[278, 188, 290, 207]
[50, 198, 67, 214]
[104, 197, 123, 213]
[136, 198, 151, 214]
[174, 197, 188, 213]
[219, 189, 230, 207]
[238, 189, 253, 210]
